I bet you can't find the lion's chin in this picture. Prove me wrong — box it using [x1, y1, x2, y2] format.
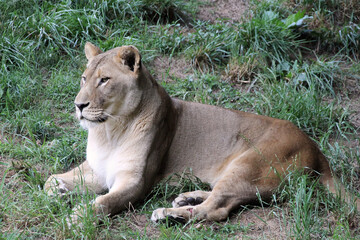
[79, 119, 95, 130]
[79, 117, 107, 130]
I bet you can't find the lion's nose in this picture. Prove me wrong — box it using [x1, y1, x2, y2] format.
[75, 102, 90, 112]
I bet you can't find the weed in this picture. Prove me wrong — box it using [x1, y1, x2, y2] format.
[289, 0, 360, 58]
[238, 8, 305, 65]
[224, 49, 259, 84]
[150, 24, 188, 55]
[185, 22, 234, 70]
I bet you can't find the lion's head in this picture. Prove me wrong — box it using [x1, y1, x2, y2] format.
[74, 43, 150, 129]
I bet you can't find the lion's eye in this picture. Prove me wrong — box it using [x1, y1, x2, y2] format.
[99, 77, 110, 86]
[81, 76, 86, 84]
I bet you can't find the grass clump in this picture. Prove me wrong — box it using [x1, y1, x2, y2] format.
[162, 73, 245, 109]
[0, 70, 41, 113]
[185, 22, 234, 71]
[250, 81, 352, 139]
[238, 4, 305, 65]
[326, 143, 360, 191]
[277, 168, 360, 239]
[277, 172, 328, 239]
[287, 176, 324, 239]
[149, 24, 188, 55]
[140, 0, 192, 24]
[223, 49, 259, 85]
[260, 58, 343, 95]
[288, 0, 360, 58]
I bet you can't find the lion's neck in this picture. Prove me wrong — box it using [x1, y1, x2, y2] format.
[87, 119, 129, 146]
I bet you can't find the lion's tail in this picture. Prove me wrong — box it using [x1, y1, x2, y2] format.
[319, 154, 360, 212]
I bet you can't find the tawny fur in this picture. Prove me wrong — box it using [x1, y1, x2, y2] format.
[44, 43, 359, 226]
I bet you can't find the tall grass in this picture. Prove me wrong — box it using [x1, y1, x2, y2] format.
[288, 0, 360, 59]
[237, 10, 305, 64]
[251, 81, 351, 139]
[185, 22, 234, 70]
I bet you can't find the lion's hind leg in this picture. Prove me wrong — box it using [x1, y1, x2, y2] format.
[152, 150, 280, 223]
[152, 176, 263, 223]
[151, 184, 248, 223]
[151, 180, 275, 223]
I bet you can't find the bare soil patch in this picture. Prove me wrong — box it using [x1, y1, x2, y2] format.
[150, 55, 195, 81]
[234, 207, 289, 239]
[196, 0, 250, 23]
[113, 207, 290, 239]
[111, 212, 161, 239]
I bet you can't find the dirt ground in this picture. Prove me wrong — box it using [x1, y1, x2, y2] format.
[197, 0, 250, 23]
[151, 56, 194, 81]
[113, 206, 291, 239]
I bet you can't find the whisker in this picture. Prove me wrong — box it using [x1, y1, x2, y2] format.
[103, 111, 120, 120]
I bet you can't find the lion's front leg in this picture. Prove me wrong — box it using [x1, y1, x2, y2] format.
[67, 175, 145, 227]
[44, 160, 107, 196]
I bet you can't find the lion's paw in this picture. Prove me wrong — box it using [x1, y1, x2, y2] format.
[151, 208, 166, 222]
[66, 212, 82, 229]
[151, 208, 186, 224]
[44, 176, 69, 196]
[66, 204, 92, 229]
[172, 194, 204, 208]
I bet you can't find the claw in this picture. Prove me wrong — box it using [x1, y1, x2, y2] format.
[195, 197, 203, 205]
[186, 197, 195, 205]
[177, 200, 188, 207]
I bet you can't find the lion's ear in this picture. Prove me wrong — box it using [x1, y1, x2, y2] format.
[84, 42, 102, 60]
[116, 46, 141, 73]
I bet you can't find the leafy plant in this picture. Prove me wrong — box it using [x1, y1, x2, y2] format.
[238, 10, 305, 65]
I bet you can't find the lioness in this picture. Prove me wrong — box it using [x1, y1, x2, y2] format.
[45, 43, 359, 225]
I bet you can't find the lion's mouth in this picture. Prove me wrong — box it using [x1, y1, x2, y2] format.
[79, 115, 108, 123]
[76, 107, 109, 125]
[97, 116, 108, 123]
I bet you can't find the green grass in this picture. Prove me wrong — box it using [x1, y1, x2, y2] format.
[0, 0, 359, 239]
[288, 0, 360, 59]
